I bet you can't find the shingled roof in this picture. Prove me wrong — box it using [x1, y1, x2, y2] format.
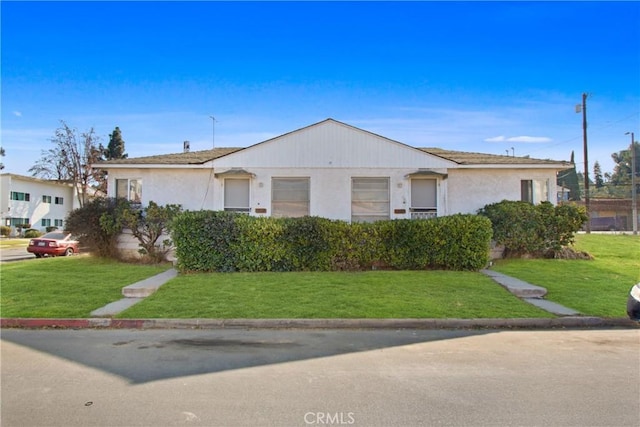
[419, 148, 571, 166]
[99, 147, 243, 165]
[99, 145, 569, 167]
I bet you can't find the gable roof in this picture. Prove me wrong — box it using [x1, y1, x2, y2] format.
[97, 119, 571, 168]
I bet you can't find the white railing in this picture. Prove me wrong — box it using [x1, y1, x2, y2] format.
[410, 210, 437, 220]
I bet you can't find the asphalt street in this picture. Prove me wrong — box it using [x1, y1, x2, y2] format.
[2, 328, 639, 426]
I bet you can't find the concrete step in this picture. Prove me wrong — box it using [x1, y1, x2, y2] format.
[480, 269, 547, 298]
[122, 268, 177, 298]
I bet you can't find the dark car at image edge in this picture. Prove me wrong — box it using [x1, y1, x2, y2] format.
[26, 232, 79, 258]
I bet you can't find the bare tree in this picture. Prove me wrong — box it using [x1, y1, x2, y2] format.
[29, 121, 105, 207]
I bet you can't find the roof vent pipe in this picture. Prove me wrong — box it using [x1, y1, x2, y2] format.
[183, 141, 190, 153]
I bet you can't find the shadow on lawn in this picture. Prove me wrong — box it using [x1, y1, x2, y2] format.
[1, 328, 494, 384]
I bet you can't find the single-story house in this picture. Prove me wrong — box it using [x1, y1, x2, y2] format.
[97, 118, 572, 222]
[1, 173, 79, 233]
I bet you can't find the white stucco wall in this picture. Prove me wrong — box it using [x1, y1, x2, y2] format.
[107, 168, 218, 211]
[1, 174, 76, 232]
[213, 167, 448, 221]
[105, 165, 560, 222]
[447, 168, 556, 214]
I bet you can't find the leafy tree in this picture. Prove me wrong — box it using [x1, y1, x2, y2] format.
[593, 161, 604, 189]
[29, 121, 105, 207]
[65, 198, 127, 258]
[104, 126, 127, 160]
[557, 151, 581, 201]
[119, 201, 182, 262]
[610, 142, 639, 185]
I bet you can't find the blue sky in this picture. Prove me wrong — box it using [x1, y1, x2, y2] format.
[2, 1, 639, 176]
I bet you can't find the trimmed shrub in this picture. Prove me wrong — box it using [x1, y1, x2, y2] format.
[281, 216, 333, 271]
[171, 212, 492, 272]
[327, 220, 379, 271]
[0, 225, 10, 237]
[23, 229, 42, 238]
[232, 215, 289, 272]
[171, 210, 241, 272]
[478, 200, 588, 257]
[375, 215, 492, 270]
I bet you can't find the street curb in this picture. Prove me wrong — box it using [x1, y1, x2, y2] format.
[1, 317, 638, 330]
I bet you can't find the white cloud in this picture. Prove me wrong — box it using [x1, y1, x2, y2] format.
[508, 136, 552, 143]
[484, 136, 506, 142]
[484, 135, 552, 143]
[13, 111, 22, 117]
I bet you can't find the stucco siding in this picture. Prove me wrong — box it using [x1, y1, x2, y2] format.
[213, 167, 447, 221]
[1, 174, 75, 231]
[447, 168, 556, 214]
[108, 168, 217, 211]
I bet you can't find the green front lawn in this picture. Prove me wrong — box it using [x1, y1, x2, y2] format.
[118, 270, 552, 319]
[0, 257, 171, 318]
[492, 233, 640, 318]
[2, 234, 636, 319]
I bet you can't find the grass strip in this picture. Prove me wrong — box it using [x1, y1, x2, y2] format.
[118, 270, 552, 319]
[1, 256, 171, 318]
[492, 234, 640, 318]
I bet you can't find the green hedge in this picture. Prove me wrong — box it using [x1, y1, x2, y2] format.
[172, 212, 492, 273]
[478, 200, 588, 257]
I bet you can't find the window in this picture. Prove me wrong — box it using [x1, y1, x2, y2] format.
[41, 218, 51, 227]
[521, 179, 549, 204]
[272, 178, 310, 218]
[55, 219, 64, 227]
[43, 195, 52, 203]
[411, 179, 437, 219]
[9, 218, 29, 226]
[351, 177, 390, 223]
[224, 179, 250, 212]
[54, 197, 64, 205]
[10, 192, 30, 202]
[521, 180, 533, 203]
[116, 179, 142, 204]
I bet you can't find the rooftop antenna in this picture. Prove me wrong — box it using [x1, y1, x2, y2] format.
[209, 116, 217, 148]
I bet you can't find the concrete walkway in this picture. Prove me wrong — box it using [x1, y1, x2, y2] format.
[480, 269, 580, 316]
[90, 268, 177, 317]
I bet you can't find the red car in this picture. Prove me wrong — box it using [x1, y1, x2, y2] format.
[27, 232, 79, 258]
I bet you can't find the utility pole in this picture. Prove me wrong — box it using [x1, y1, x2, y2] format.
[577, 93, 591, 233]
[626, 131, 637, 235]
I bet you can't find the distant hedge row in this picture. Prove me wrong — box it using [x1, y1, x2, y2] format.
[171, 212, 493, 273]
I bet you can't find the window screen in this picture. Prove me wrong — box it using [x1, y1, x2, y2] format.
[272, 178, 309, 218]
[224, 179, 250, 212]
[411, 179, 437, 209]
[351, 177, 390, 222]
